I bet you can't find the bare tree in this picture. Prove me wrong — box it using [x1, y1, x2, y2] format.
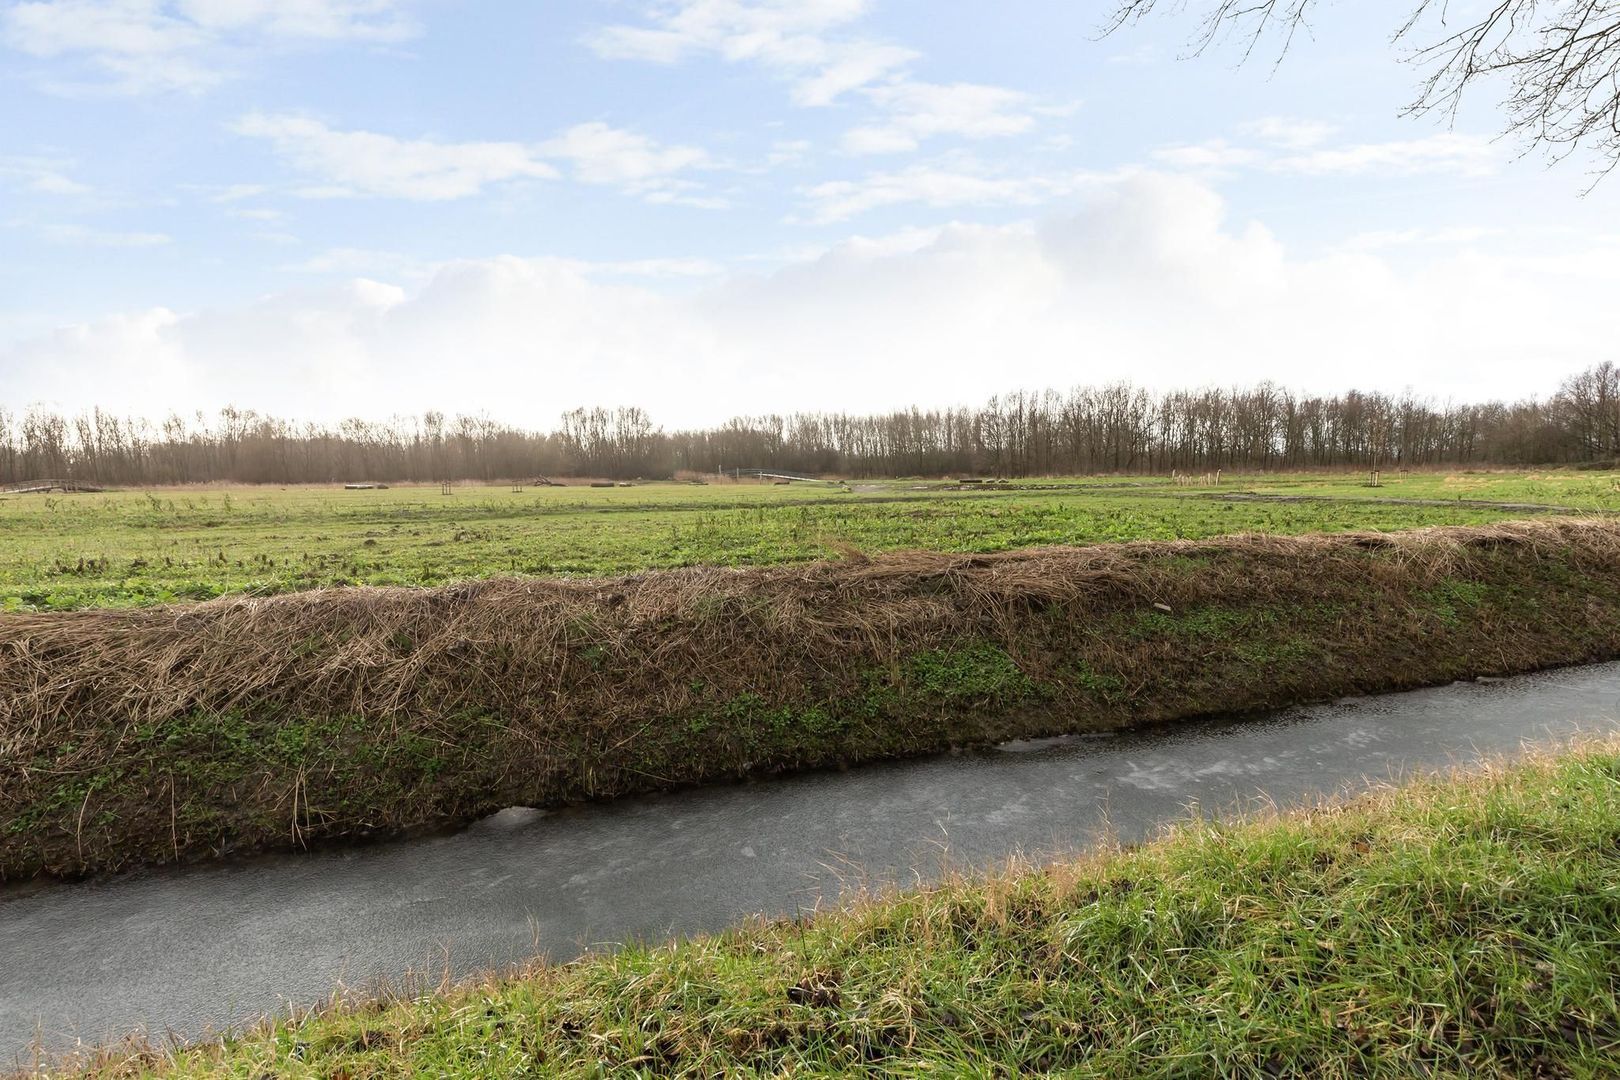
[3, 366, 1618, 485]
[1104, 0, 1620, 174]
[1558, 359, 1620, 455]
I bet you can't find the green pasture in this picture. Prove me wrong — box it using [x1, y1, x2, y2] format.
[2, 469, 1614, 610]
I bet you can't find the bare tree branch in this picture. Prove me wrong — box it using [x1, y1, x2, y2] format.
[1103, 0, 1620, 176]
[1102, 0, 1317, 65]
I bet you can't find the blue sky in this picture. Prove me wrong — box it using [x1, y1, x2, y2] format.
[2, 0, 1618, 428]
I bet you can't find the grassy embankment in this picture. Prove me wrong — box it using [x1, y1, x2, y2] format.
[6, 518, 1620, 881]
[8, 471, 1617, 611]
[42, 742, 1620, 1078]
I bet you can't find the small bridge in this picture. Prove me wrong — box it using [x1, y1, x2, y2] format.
[1, 478, 107, 494]
[731, 469, 826, 483]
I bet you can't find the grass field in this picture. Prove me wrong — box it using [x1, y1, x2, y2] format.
[47, 741, 1620, 1078]
[3, 469, 1616, 611]
[10, 475, 1620, 1072]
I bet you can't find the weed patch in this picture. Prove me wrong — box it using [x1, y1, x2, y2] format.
[903, 643, 1038, 704]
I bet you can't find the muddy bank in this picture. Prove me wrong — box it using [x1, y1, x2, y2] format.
[5, 519, 1620, 880]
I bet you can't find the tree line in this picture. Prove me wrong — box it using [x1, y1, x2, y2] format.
[2, 364, 1616, 486]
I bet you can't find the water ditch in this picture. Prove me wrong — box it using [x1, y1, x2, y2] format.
[5, 661, 1620, 1064]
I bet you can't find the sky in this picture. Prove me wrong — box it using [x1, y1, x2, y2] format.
[1, 0, 1617, 430]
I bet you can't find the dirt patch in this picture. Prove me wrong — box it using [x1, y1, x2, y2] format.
[6, 519, 1620, 881]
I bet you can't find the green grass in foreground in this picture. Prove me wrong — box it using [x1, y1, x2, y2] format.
[64, 742, 1620, 1079]
[6, 468, 1617, 610]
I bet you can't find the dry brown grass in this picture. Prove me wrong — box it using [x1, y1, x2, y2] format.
[6, 519, 1611, 736]
[5, 518, 1620, 880]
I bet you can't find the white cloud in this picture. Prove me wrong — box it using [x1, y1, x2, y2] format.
[232, 115, 721, 204]
[1105, 43, 1158, 66]
[539, 122, 717, 203]
[21, 221, 172, 246]
[790, 40, 916, 106]
[283, 247, 427, 278]
[801, 160, 1112, 223]
[6, 308, 192, 402]
[174, 0, 411, 40]
[4, 1, 205, 64]
[12, 173, 1612, 428]
[588, 0, 916, 106]
[0, 155, 92, 195]
[281, 248, 727, 282]
[1275, 133, 1499, 177]
[1154, 130, 1502, 179]
[764, 138, 812, 167]
[1, 0, 414, 93]
[1240, 116, 1337, 149]
[840, 126, 919, 156]
[1339, 226, 1504, 252]
[208, 182, 268, 201]
[585, 257, 726, 279]
[230, 114, 560, 200]
[1151, 139, 1262, 171]
[804, 167, 1043, 222]
[821, 223, 951, 259]
[589, 5, 1061, 167]
[843, 81, 1038, 155]
[641, 185, 733, 210]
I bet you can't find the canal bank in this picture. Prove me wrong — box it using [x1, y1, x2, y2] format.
[6, 660, 1620, 1065]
